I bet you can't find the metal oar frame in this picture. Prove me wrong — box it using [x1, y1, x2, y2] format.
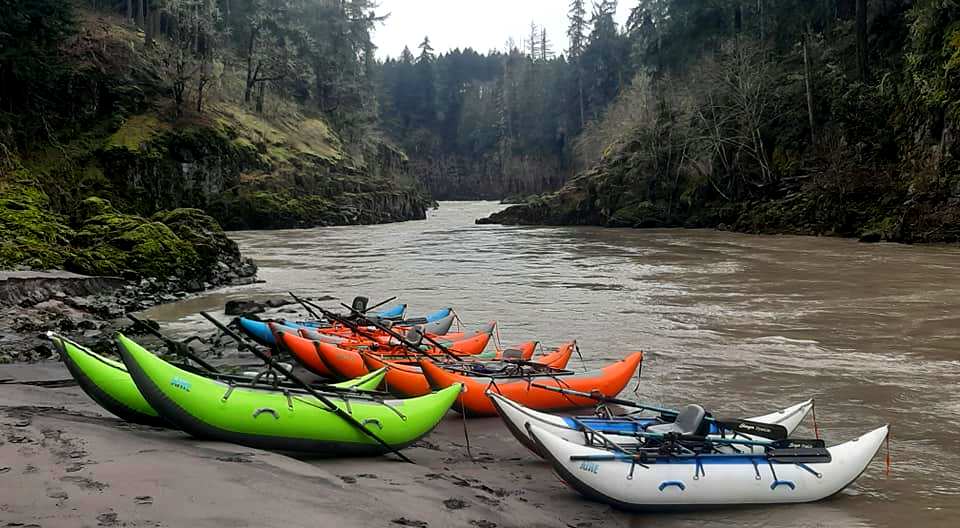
[563, 417, 832, 482]
[438, 362, 576, 379]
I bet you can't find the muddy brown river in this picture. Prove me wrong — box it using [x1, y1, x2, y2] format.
[146, 201, 959, 527]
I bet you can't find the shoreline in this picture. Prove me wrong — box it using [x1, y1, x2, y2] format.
[1, 360, 623, 528]
[0, 271, 264, 364]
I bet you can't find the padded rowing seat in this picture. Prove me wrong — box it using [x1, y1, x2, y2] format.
[500, 349, 523, 360]
[351, 296, 370, 313]
[647, 404, 706, 436]
[406, 327, 424, 346]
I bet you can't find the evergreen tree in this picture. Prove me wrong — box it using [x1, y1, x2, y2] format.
[568, 0, 588, 129]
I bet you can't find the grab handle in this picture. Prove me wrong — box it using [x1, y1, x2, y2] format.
[771, 480, 796, 490]
[361, 418, 383, 430]
[253, 408, 280, 420]
[658, 481, 686, 492]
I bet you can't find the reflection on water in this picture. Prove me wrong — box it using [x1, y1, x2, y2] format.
[148, 201, 960, 527]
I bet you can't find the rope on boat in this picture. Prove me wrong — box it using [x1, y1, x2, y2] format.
[811, 399, 821, 440]
[460, 397, 473, 461]
[574, 341, 587, 372]
[885, 427, 892, 477]
[451, 309, 464, 333]
[493, 322, 504, 354]
[633, 351, 644, 397]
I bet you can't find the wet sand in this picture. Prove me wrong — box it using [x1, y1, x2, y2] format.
[1, 362, 626, 528]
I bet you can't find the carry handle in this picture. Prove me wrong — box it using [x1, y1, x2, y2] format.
[658, 481, 686, 492]
[770, 480, 796, 491]
[252, 408, 280, 420]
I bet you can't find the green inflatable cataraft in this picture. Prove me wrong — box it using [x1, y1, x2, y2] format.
[115, 334, 463, 455]
[51, 333, 388, 428]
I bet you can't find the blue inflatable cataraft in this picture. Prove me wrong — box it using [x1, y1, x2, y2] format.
[237, 305, 453, 347]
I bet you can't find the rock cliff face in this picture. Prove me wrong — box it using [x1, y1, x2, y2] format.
[94, 105, 433, 231]
[1, 9, 432, 283]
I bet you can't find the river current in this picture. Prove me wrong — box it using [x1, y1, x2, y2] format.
[148, 201, 959, 527]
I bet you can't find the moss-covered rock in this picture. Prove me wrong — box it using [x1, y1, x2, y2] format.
[152, 208, 244, 271]
[0, 167, 76, 270]
[73, 196, 119, 223]
[67, 197, 199, 278]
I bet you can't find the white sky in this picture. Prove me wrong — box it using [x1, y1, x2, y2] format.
[373, 0, 633, 59]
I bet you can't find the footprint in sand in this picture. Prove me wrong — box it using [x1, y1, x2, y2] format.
[391, 518, 428, 528]
[61, 475, 108, 492]
[443, 498, 470, 510]
[96, 510, 120, 526]
[134, 495, 154, 505]
[46, 489, 69, 501]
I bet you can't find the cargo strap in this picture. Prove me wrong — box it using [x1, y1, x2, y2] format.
[451, 310, 464, 333]
[574, 341, 586, 372]
[693, 458, 705, 480]
[221, 383, 235, 403]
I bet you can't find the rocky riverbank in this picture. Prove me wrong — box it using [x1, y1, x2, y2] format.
[0, 270, 264, 364]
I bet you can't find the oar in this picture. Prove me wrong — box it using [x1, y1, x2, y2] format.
[291, 293, 387, 342]
[290, 292, 324, 321]
[568, 434, 827, 462]
[294, 297, 414, 352]
[127, 314, 220, 373]
[199, 312, 415, 464]
[530, 383, 789, 441]
[364, 296, 399, 315]
[339, 303, 465, 363]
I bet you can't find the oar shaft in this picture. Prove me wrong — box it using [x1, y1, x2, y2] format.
[364, 296, 398, 314]
[290, 292, 323, 321]
[530, 383, 668, 413]
[127, 314, 220, 373]
[339, 303, 462, 362]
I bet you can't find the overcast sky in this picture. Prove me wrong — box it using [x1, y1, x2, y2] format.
[373, 1, 633, 59]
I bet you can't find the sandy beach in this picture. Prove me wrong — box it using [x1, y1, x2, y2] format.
[1, 361, 626, 528]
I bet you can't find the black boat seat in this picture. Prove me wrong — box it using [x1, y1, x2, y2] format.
[352, 296, 370, 313]
[405, 327, 424, 346]
[501, 349, 523, 360]
[647, 404, 706, 436]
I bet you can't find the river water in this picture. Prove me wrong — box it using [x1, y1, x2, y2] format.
[148, 201, 959, 527]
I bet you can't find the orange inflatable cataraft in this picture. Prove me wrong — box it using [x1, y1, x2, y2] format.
[419, 352, 644, 417]
[312, 328, 494, 380]
[363, 342, 576, 397]
[276, 329, 335, 378]
[276, 324, 496, 381]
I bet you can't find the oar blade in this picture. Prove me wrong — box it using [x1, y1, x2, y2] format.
[717, 419, 789, 441]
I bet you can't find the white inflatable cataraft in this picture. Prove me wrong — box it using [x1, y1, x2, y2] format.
[526, 420, 888, 510]
[488, 391, 814, 457]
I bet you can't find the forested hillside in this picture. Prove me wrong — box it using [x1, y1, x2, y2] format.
[1, 0, 432, 281]
[483, 0, 960, 244]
